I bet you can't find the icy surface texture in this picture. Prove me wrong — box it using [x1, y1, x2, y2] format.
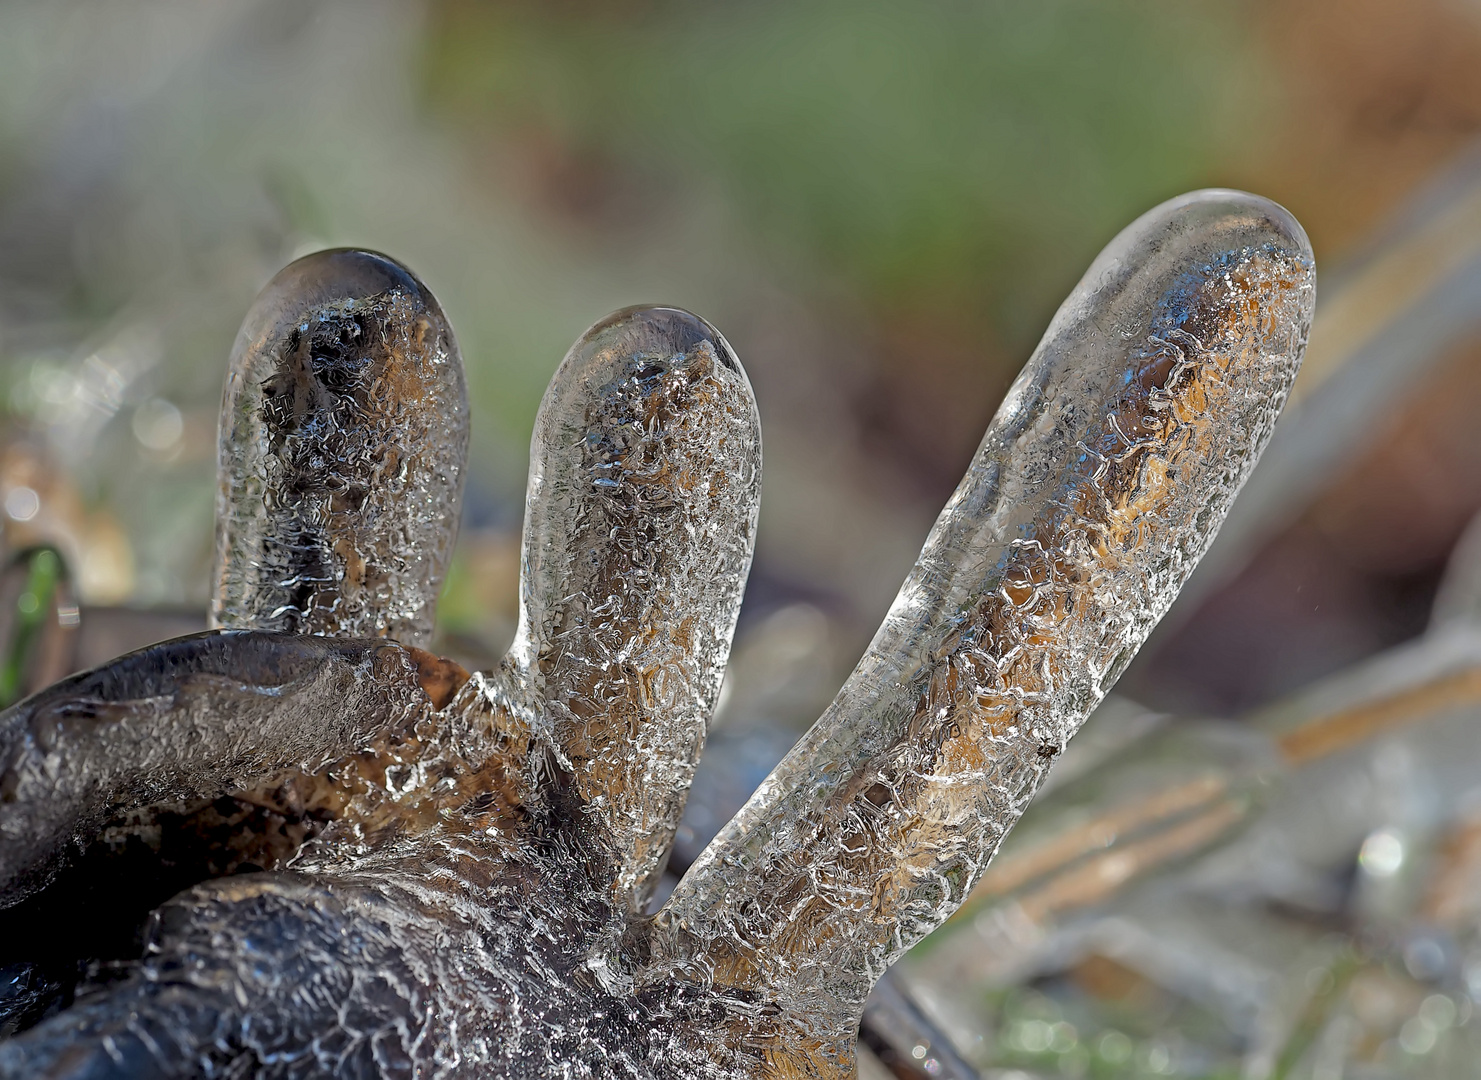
[655, 189, 1315, 1065]
[212, 249, 469, 647]
[512, 307, 763, 906]
[0, 631, 433, 908]
[0, 192, 1311, 1079]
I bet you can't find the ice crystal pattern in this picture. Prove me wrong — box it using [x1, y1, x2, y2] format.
[0, 191, 1314, 1078]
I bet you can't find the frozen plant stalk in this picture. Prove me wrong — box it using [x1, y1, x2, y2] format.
[0, 191, 1313, 1078]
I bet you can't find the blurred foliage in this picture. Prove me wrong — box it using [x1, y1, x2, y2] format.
[422, 0, 1269, 351]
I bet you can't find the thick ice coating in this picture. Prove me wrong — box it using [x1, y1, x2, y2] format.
[211, 249, 468, 646]
[0, 193, 1313, 1079]
[513, 307, 762, 907]
[0, 305, 766, 1077]
[0, 631, 439, 906]
[655, 189, 1315, 1064]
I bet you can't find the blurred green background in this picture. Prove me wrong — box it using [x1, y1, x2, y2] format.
[1, 0, 1480, 714]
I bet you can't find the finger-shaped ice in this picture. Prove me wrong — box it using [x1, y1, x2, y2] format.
[657, 191, 1315, 1043]
[0, 631, 439, 906]
[211, 250, 468, 646]
[511, 307, 761, 910]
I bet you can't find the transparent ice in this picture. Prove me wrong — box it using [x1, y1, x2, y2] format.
[0, 191, 1314, 1077]
[211, 248, 470, 647]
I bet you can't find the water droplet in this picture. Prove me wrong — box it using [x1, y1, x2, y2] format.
[132, 398, 184, 451]
[4, 486, 40, 522]
[1359, 828, 1405, 877]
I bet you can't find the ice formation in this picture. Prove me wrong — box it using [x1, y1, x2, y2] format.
[211, 248, 470, 646]
[0, 191, 1314, 1077]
